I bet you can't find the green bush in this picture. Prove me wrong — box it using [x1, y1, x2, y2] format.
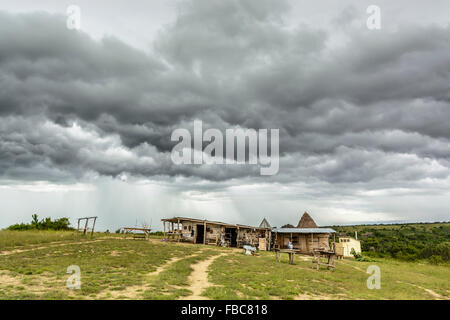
[7, 215, 72, 231]
[429, 255, 444, 265]
[350, 248, 374, 262]
[421, 241, 449, 261]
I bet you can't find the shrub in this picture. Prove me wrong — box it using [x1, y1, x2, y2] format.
[351, 248, 374, 262]
[429, 255, 444, 265]
[7, 215, 72, 231]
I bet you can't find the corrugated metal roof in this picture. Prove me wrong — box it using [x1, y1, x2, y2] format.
[272, 227, 336, 234]
[161, 216, 271, 230]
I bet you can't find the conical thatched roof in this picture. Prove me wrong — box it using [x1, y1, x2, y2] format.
[259, 218, 271, 228]
[296, 212, 318, 228]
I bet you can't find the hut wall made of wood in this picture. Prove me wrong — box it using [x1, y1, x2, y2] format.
[180, 221, 195, 242]
[168, 218, 270, 248]
[237, 228, 261, 247]
[179, 221, 224, 244]
[275, 233, 331, 253]
[205, 224, 224, 244]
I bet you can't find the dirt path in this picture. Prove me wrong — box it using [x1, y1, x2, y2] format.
[180, 253, 228, 300]
[396, 280, 446, 300]
[97, 251, 206, 300]
[0, 239, 109, 256]
[97, 255, 186, 300]
[294, 293, 333, 300]
[147, 256, 183, 277]
[339, 260, 366, 273]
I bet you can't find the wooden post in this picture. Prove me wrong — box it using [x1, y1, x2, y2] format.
[84, 218, 89, 236]
[163, 221, 166, 239]
[177, 218, 181, 242]
[194, 225, 197, 244]
[77, 219, 80, 233]
[275, 232, 278, 249]
[91, 217, 97, 237]
[333, 233, 336, 253]
[203, 221, 206, 245]
[317, 253, 320, 270]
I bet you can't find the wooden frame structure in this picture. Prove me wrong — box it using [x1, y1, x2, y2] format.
[122, 227, 152, 240]
[272, 227, 336, 254]
[77, 216, 97, 237]
[161, 217, 271, 249]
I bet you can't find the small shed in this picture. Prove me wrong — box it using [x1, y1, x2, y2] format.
[336, 237, 361, 257]
[272, 227, 336, 253]
[272, 212, 336, 254]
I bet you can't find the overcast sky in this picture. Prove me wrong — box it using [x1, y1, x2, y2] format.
[1, 0, 450, 231]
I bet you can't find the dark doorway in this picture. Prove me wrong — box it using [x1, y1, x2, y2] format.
[196, 224, 205, 244]
[225, 227, 238, 247]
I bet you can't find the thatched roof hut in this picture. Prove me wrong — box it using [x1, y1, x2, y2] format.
[296, 212, 318, 228]
[259, 218, 271, 228]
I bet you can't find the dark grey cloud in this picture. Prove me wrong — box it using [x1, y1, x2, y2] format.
[1, 0, 450, 190]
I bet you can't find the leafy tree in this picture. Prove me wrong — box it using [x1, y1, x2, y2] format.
[31, 214, 39, 226]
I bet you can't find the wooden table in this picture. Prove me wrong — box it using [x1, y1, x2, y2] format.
[275, 249, 300, 264]
[122, 227, 152, 240]
[312, 249, 336, 271]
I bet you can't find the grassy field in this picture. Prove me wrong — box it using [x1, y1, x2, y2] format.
[0, 230, 448, 300]
[0, 230, 83, 249]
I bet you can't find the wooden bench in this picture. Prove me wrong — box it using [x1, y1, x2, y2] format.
[275, 249, 300, 265]
[132, 233, 146, 240]
[123, 227, 152, 240]
[312, 249, 336, 271]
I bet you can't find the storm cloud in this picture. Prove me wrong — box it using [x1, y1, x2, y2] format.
[1, 0, 450, 228]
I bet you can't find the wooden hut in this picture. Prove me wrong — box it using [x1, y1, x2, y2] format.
[272, 212, 336, 254]
[161, 217, 271, 250]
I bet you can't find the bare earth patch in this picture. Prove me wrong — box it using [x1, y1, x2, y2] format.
[148, 256, 182, 277]
[0, 271, 23, 287]
[180, 253, 228, 300]
[294, 293, 332, 300]
[96, 254, 195, 300]
[109, 250, 120, 257]
[0, 239, 108, 256]
[0, 270, 60, 298]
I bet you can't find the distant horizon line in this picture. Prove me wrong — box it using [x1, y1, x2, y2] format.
[324, 219, 450, 227]
[1, 217, 449, 233]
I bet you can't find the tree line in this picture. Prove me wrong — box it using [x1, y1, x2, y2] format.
[333, 223, 450, 264]
[7, 214, 72, 231]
